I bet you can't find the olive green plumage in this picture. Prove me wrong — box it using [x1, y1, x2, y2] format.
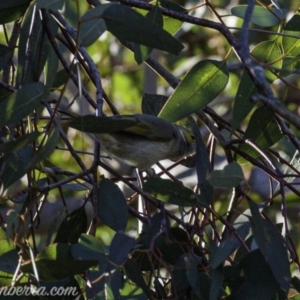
[94, 114, 196, 170]
[69, 113, 196, 170]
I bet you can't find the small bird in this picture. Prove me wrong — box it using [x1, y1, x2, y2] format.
[69, 113, 196, 170]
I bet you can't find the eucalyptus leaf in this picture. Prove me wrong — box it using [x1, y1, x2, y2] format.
[80, 6, 107, 47]
[144, 177, 203, 207]
[208, 162, 244, 188]
[31, 126, 60, 167]
[251, 40, 282, 82]
[0, 131, 40, 154]
[158, 60, 229, 122]
[232, 72, 257, 132]
[0, 0, 31, 24]
[108, 232, 135, 266]
[21, 243, 97, 281]
[237, 106, 283, 164]
[54, 206, 88, 244]
[96, 3, 183, 55]
[210, 212, 251, 269]
[142, 93, 168, 116]
[249, 200, 291, 293]
[0, 83, 45, 128]
[0, 44, 13, 71]
[231, 250, 280, 299]
[97, 178, 128, 231]
[282, 10, 300, 56]
[231, 5, 287, 27]
[0, 145, 34, 190]
[36, 0, 65, 10]
[134, 5, 163, 64]
[124, 259, 152, 298]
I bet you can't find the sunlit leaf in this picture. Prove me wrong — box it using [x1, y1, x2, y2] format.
[282, 10, 300, 56]
[231, 5, 287, 27]
[251, 40, 282, 82]
[158, 60, 229, 122]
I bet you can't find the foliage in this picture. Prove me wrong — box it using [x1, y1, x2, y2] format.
[0, 0, 300, 299]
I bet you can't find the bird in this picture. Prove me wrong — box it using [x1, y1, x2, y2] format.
[69, 113, 196, 170]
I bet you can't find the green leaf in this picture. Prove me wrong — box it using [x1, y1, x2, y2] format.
[21, 243, 98, 280]
[158, 0, 186, 34]
[124, 259, 152, 298]
[52, 69, 70, 88]
[140, 212, 166, 249]
[45, 37, 59, 90]
[134, 5, 163, 64]
[54, 206, 88, 244]
[282, 10, 300, 56]
[208, 162, 244, 188]
[210, 212, 251, 269]
[231, 5, 287, 27]
[142, 93, 168, 116]
[237, 106, 283, 164]
[158, 60, 229, 122]
[0, 0, 31, 24]
[251, 40, 282, 82]
[0, 145, 34, 190]
[210, 267, 224, 300]
[97, 178, 128, 231]
[0, 44, 13, 71]
[232, 72, 257, 132]
[93, 3, 183, 55]
[31, 125, 60, 167]
[6, 210, 19, 241]
[232, 41, 281, 131]
[172, 255, 191, 294]
[185, 254, 209, 298]
[0, 228, 18, 286]
[36, 0, 65, 10]
[135, 0, 186, 35]
[80, 6, 107, 47]
[189, 117, 213, 204]
[108, 232, 135, 266]
[249, 200, 291, 293]
[0, 82, 45, 128]
[0, 131, 40, 153]
[231, 250, 280, 299]
[143, 177, 203, 207]
[71, 234, 108, 264]
[17, 8, 51, 85]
